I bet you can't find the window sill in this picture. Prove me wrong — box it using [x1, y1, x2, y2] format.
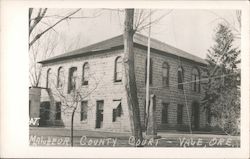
[80, 120, 87, 123]
[114, 81, 123, 85]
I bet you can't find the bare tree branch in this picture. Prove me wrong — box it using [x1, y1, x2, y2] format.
[29, 8, 81, 49]
[29, 8, 47, 37]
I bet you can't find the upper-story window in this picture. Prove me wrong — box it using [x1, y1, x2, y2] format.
[114, 56, 122, 82]
[177, 67, 184, 90]
[145, 58, 153, 85]
[46, 68, 52, 88]
[162, 62, 169, 87]
[191, 68, 200, 92]
[57, 67, 64, 88]
[68, 67, 77, 93]
[82, 63, 89, 85]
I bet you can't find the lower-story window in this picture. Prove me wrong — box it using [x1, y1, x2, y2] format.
[40, 101, 50, 120]
[55, 102, 61, 120]
[112, 100, 122, 122]
[81, 101, 88, 121]
[177, 104, 183, 124]
[162, 103, 169, 124]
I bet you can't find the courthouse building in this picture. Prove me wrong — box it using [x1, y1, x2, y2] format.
[35, 33, 211, 132]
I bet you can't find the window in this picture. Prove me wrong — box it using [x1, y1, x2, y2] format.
[68, 67, 77, 93]
[162, 62, 169, 86]
[177, 104, 183, 124]
[177, 67, 184, 90]
[96, 100, 104, 128]
[191, 68, 200, 92]
[81, 101, 88, 121]
[46, 68, 52, 88]
[145, 58, 153, 85]
[55, 102, 61, 120]
[114, 57, 122, 82]
[206, 107, 211, 125]
[112, 100, 122, 122]
[57, 67, 64, 88]
[40, 101, 50, 120]
[162, 103, 169, 124]
[82, 63, 89, 85]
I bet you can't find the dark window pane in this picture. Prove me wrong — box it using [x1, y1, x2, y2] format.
[114, 57, 122, 82]
[177, 104, 183, 124]
[82, 63, 89, 85]
[178, 68, 183, 90]
[55, 102, 61, 120]
[81, 101, 88, 121]
[40, 101, 50, 120]
[162, 103, 169, 124]
[68, 67, 77, 93]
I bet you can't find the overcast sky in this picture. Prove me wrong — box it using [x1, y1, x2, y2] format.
[35, 9, 240, 59]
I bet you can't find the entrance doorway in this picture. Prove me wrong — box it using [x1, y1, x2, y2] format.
[96, 100, 104, 128]
[191, 101, 200, 130]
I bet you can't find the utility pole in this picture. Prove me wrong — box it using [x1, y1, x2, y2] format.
[123, 9, 143, 146]
[145, 9, 151, 130]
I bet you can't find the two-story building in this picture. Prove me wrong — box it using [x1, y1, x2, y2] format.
[36, 33, 210, 132]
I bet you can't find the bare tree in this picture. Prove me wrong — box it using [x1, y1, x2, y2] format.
[29, 8, 103, 87]
[42, 68, 103, 146]
[123, 9, 143, 146]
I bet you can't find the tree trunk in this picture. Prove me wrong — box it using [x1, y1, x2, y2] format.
[71, 107, 76, 147]
[123, 9, 143, 146]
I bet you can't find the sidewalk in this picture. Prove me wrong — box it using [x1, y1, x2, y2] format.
[29, 127, 240, 140]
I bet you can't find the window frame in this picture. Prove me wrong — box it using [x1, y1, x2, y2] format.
[191, 68, 200, 92]
[57, 67, 64, 88]
[177, 67, 184, 90]
[46, 68, 52, 88]
[112, 99, 122, 122]
[80, 101, 88, 121]
[161, 103, 169, 124]
[82, 62, 89, 86]
[114, 56, 122, 82]
[55, 102, 61, 120]
[68, 67, 77, 93]
[177, 104, 184, 124]
[162, 62, 170, 87]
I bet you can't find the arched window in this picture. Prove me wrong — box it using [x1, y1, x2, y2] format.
[46, 68, 52, 88]
[162, 62, 169, 86]
[191, 68, 200, 92]
[82, 63, 89, 85]
[114, 57, 122, 82]
[145, 58, 153, 85]
[68, 67, 77, 93]
[57, 67, 64, 88]
[177, 67, 184, 90]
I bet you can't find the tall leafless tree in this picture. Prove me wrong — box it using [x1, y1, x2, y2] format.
[123, 9, 143, 146]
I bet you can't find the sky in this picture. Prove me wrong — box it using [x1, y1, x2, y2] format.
[32, 9, 241, 60]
